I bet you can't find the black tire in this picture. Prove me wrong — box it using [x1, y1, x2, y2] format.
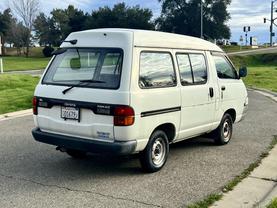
[139, 130, 169, 173]
[66, 149, 87, 159]
[213, 113, 233, 145]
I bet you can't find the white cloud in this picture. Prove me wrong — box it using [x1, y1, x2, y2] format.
[227, 0, 275, 42]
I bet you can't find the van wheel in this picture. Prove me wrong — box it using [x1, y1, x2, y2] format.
[213, 114, 233, 145]
[139, 130, 169, 173]
[66, 149, 87, 159]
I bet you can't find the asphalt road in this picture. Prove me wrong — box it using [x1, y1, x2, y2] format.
[228, 46, 277, 56]
[0, 90, 276, 208]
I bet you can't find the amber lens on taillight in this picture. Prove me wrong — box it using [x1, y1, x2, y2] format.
[114, 106, 134, 126]
[32, 97, 38, 115]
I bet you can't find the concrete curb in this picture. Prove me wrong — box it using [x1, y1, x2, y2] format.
[210, 89, 277, 208]
[250, 88, 277, 103]
[0, 109, 32, 122]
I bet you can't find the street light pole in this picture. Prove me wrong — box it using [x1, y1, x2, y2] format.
[200, 0, 203, 39]
[270, 0, 274, 46]
[264, 0, 277, 46]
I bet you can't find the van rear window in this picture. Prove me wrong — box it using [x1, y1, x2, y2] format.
[42, 48, 123, 89]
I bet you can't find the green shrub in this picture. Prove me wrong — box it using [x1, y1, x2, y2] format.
[42, 46, 54, 57]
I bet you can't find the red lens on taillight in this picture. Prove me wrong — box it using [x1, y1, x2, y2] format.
[32, 97, 38, 115]
[114, 106, 134, 126]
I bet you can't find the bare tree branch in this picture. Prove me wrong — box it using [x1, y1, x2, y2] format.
[10, 0, 40, 56]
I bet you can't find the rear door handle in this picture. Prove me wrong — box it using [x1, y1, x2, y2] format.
[209, 87, 214, 98]
[221, 86, 226, 91]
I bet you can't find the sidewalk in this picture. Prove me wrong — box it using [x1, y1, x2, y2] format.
[0, 109, 32, 121]
[210, 89, 277, 208]
[210, 145, 277, 208]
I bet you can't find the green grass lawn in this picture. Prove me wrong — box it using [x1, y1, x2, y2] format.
[229, 53, 277, 92]
[243, 66, 277, 92]
[0, 74, 39, 114]
[267, 198, 277, 208]
[1, 56, 51, 72]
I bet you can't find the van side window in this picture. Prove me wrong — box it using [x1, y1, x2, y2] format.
[176, 53, 207, 86]
[176, 54, 193, 85]
[139, 52, 176, 88]
[189, 54, 207, 84]
[213, 56, 238, 79]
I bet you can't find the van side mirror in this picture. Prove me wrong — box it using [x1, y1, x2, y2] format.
[70, 58, 81, 69]
[239, 66, 247, 78]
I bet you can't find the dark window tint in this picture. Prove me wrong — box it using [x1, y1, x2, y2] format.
[139, 52, 176, 88]
[176, 54, 193, 85]
[213, 56, 238, 79]
[190, 54, 207, 84]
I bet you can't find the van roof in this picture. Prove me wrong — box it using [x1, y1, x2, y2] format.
[62, 28, 224, 52]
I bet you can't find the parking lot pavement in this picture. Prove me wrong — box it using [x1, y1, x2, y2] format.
[0, 90, 276, 208]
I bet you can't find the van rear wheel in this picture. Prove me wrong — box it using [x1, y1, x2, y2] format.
[213, 114, 233, 145]
[66, 149, 87, 159]
[139, 130, 169, 173]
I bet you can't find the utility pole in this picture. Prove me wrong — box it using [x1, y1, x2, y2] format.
[270, 0, 274, 46]
[264, 0, 277, 46]
[200, 0, 204, 39]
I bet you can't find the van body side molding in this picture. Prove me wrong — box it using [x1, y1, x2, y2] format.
[141, 107, 181, 118]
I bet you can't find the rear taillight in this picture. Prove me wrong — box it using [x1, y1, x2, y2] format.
[32, 97, 38, 115]
[114, 106, 134, 126]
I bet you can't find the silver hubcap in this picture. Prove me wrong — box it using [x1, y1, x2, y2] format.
[151, 138, 166, 167]
[223, 121, 231, 142]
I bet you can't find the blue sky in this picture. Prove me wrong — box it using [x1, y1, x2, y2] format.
[0, 0, 276, 44]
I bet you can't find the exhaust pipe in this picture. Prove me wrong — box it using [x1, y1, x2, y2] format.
[56, 146, 67, 152]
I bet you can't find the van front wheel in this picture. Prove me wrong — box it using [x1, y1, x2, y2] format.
[213, 114, 233, 145]
[139, 130, 169, 173]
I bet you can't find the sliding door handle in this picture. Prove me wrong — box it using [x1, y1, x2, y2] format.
[209, 87, 214, 98]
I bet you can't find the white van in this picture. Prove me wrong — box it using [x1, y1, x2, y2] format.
[32, 29, 248, 172]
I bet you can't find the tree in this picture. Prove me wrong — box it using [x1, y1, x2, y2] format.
[7, 21, 29, 55]
[11, 0, 40, 57]
[0, 9, 13, 55]
[51, 5, 89, 42]
[87, 3, 154, 30]
[33, 4, 154, 47]
[156, 0, 231, 40]
[34, 13, 60, 46]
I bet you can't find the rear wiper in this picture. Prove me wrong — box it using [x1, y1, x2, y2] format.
[62, 80, 106, 94]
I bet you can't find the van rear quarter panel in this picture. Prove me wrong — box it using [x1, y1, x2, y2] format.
[120, 47, 181, 151]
